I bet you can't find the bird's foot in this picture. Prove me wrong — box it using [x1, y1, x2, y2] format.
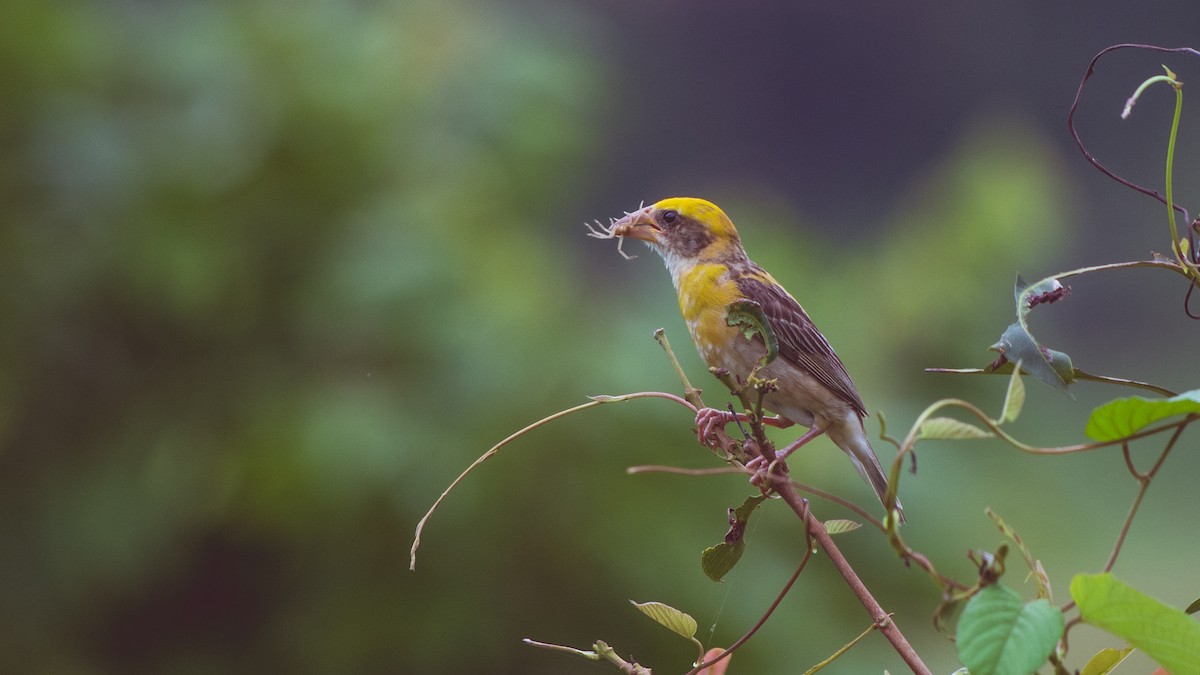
[695, 407, 737, 446]
[744, 453, 788, 494]
[744, 455, 775, 472]
[695, 408, 793, 447]
[744, 455, 768, 492]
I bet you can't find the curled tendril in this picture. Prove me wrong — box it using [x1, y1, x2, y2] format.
[1067, 43, 1200, 320]
[1067, 44, 1197, 225]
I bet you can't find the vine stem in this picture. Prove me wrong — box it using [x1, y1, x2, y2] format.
[627, 464, 886, 531]
[1068, 43, 1200, 295]
[1051, 258, 1188, 282]
[803, 621, 886, 674]
[1059, 416, 1192, 634]
[1124, 66, 1191, 269]
[772, 475, 932, 674]
[1102, 418, 1191, 573]
[889, 396, 1190, 460]
[409, 391, 696, 570]
[664, 328, 929, 672]
[1121, 74, 1177, 119]
[1067, 44, 1198, 225]
[685, 548, 814, 675]
[1162, 71, 1186, 264]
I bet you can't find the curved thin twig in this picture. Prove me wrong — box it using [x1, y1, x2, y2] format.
[410, 391, 696, 570]
[627, 464, 886, 531]
[1067, 43, 1198, 224]
[685, 548, 814, 675]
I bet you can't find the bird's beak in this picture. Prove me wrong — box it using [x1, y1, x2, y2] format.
[612, 206, 660, 244]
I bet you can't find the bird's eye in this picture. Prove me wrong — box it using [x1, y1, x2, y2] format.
[661, 210, 678, 226]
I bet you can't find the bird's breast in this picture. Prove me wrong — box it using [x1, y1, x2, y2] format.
[675, 263, 759, 370]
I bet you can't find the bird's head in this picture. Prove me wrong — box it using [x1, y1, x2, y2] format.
[611, 197, 745, 272]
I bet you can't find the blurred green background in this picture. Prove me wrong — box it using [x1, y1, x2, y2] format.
[2, 1, 1198, 672]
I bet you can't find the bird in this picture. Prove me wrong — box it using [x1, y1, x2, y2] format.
[594, 197, 902, 522]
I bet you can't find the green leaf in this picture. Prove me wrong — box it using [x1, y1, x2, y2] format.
[725, 299, 778, 367]
[729, 494, 767, 531]
[1071, 573, 1200, 673]
[631, 600, 697, 640]
[990, 322, 1073, 393]
[823, 519, 862, 535]
[701, 542, 744, 582]
[702, 495, 766, 582]
[992, 274, 1076, 393]
[1084, 390, 1200, 441]
[999, 366, 1025, 424]
[1080, 646, 1135, 675]
[956, 583, 1064, 675]
[919, 417, 994, 440]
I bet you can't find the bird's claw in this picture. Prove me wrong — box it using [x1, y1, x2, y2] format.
[695, 407, 737, 446]
[696, 408, 786, 494]
[744, 454, 787, 494]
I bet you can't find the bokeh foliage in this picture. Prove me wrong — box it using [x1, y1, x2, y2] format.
[2, 0, 604, 671]
[1, 1, 1196, 673]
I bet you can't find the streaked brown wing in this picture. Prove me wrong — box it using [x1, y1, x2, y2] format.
[735, 273, 867, 417]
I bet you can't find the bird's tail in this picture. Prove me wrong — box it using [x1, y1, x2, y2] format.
[830, 420, 905, 524]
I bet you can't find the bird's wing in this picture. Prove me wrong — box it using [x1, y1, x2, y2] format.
[734, 273, 867, 417]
